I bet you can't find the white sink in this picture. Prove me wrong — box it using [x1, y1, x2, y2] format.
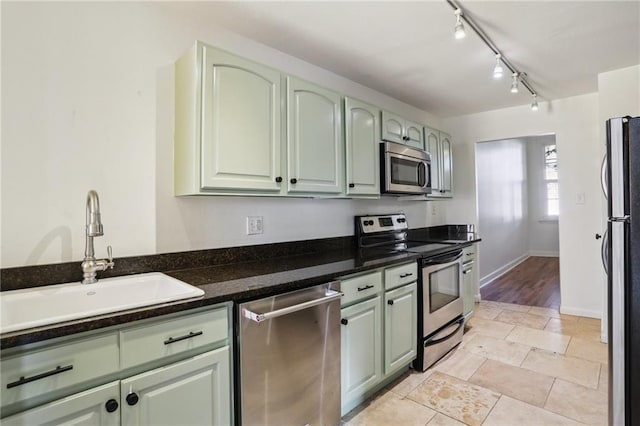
[0, 273, 205, 334]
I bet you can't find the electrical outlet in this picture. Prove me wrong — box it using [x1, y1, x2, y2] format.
[431, 204, 437, 215]
[246, 216, 264, 235]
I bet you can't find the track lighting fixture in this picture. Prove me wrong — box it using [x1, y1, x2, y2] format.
[493, 54, 504, 79]
[510, 73, 519, 94]
[446, 0, 541, 112]
[454, 9, 466, 39]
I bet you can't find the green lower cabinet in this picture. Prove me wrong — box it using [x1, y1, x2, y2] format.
[384, 283, 417, 375]
[1, 381, 120, 426]
[121, 347, 231, 426]
[340, 296, 383, 416]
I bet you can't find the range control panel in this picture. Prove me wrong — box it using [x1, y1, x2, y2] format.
[356, 213, 409, 234]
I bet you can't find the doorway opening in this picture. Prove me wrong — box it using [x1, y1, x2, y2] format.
[475, 134, 561, 308]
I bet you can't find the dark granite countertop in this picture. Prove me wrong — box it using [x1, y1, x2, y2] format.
[1, 233, 480, 349]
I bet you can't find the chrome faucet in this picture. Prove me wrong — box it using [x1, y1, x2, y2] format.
[81, 190, 114, 284]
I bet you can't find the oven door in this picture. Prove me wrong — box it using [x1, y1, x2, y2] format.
[384, 152, 431, 194]
[422, 250, 464, 337]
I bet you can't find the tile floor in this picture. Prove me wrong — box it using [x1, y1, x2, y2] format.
[343, 300, 608, 426]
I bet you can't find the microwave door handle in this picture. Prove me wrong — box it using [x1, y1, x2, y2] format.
[418, 162, 427, 188]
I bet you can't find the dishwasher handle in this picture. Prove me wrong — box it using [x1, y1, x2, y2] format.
[243, 288, 343, 323]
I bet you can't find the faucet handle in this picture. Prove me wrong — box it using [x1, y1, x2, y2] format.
[106, 245, 115, 269]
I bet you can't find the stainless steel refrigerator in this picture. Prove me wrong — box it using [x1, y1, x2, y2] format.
[606, 116, 640, 426]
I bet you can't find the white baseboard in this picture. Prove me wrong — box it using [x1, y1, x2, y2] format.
[559, 306, 601, 319]
[529, 250, 559, 257]
[479, 254, 529, 288]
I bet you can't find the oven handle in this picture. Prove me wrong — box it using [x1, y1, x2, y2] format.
[424, 317, 464, 347]
[422, 250, 463, 266]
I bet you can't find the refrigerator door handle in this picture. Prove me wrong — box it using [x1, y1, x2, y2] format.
[609, 215, 631, 223]
[601, 229, 608, 275]
[601, 154, 608, 200]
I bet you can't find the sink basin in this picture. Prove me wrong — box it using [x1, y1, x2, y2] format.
[0, 273, 205, 334]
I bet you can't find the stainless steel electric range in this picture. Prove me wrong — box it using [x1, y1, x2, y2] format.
[355, 213, 465, 372]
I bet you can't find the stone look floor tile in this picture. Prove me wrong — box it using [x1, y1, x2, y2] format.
[388, 369, 434, 397]
[544, 379, 608, 425]
[598, 364, 608, 393]
[468, 359, 555, 407]
[473, 304, 502, 320]
[483, 395, 585, 426]
[347, 390, 437, 426]
[566, 337, 608, 364]
[528, 306, 561, 318]
[426, 413, 467, 426]
[506, 325, 571, 353]
[496, 310, 551, 330]
[432, 349, 486, 381]
[545, 317, 602, 342]
[466, 317, 515, 339]
[496, 302, 532, 313]
[521, 347, 601, 389]
[407, 371, 500, 426]
[463, 333, 532, 367]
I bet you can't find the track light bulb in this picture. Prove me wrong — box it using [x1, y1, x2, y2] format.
[493, 54, 504, 79]
[454, 9, 466, 39]
[531, 94, 539, 111]
[510, 73, 519, 93]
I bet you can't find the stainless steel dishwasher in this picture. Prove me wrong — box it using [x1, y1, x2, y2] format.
[238, 282, 342, 426]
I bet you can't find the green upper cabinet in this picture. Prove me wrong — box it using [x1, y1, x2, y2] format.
[175, 42, 284, 195]
[424, 126, 453, 198]
[286, 76, 344, 194]
[381, 111, 424, 149]
[404, 120, 424, 150]
[344, 97, 380, 196]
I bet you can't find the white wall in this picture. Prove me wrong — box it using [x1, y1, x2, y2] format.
[1, 2, 447, 268]
[443, 93, 603, 318]
[525, 136, 560, 257]
[476, 139, 529, 283]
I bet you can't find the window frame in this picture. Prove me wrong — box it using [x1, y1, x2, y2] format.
[541, 143, 559, 221]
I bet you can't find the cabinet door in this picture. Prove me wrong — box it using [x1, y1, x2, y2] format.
[201, 46, 283, 192]
[381, 111, 404, 144]
[462, 245, 476, 321]
[344, 97, 380, 196]
[404, 120, 424, 149]
[341, 296, 382, 415]
[384, 282, 417, 375]
[424, 127, 442, 194]
[440, 132, 453, 195]
[286, 77, 343, 194]
[1, 382, 120, 426]
[121, 347, 230, 426]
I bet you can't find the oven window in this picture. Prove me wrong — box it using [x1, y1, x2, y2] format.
[429, 263, 460, 313]
[390, 157, 421, 186]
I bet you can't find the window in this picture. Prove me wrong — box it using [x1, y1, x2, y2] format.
[544, 144, 559, 217]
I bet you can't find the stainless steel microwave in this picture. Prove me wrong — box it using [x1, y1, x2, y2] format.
[380, 141, 431, 195]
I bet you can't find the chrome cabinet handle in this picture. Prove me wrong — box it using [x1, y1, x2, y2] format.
[164, 331, 203, 345]
[399, 273, 413, 278]
[7, 365, 73, 389]
[357, 284, 375, 292]
[243, 288, 343, 323]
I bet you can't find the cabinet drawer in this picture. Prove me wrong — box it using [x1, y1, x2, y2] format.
[341, 272, 383, 306]
[1, 333, 119, 408]
[384, 262, 418, 290]
[120, 308, 228, 369]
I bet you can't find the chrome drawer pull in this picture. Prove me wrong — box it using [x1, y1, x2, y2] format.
[399, 273, 413, 278]
[164, 331, 203, 345]
[357, 284, 375, 292]
[7, 365, 73, 389]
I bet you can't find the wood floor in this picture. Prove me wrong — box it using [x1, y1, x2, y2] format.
[480, 256, 560, 308]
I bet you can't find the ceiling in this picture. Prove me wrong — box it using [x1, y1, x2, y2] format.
[161, 1, 640, 117]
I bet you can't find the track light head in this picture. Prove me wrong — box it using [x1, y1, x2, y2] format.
[531, 94, 539, 111]
[493, 54, 504, 79]
[510, 73, 519, 93]
[454, 9, 466, 39]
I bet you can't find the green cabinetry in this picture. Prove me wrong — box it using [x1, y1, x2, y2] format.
[381, 111, 424, 149]
[425, 127, 453, 198]
[344, 97, 380, 196]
